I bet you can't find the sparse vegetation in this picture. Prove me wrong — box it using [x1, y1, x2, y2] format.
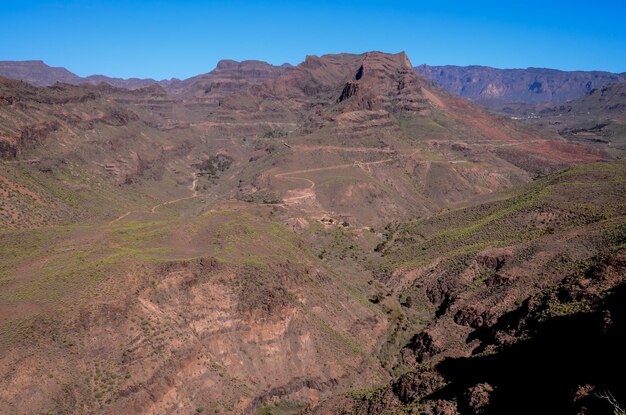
[195, 154, 233, 181]
[0, 45, 624, 415]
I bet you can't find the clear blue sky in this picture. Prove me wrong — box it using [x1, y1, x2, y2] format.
[1, 0, 625, 79]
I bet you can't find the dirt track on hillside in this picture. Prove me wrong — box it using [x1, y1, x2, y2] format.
[274, 158, 394, 206]
[109, 173, 198, 224]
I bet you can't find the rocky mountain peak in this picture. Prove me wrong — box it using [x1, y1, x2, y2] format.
[335, 51, 426, 112]
[268, 52, 423, 104]
[360, 51, 413, 74]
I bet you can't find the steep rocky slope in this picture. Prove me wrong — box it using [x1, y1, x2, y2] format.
[414, 64, 626, 108]
[0, 205, 391, 414]
[306, 161, 626, 414]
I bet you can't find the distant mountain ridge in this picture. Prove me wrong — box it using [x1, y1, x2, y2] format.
[0, 60, 83, 86]
[4, 59, 625, 108]
[0, 59, 292, 93]
[414, 64, 626, 106]
[0, 60, 158, 89]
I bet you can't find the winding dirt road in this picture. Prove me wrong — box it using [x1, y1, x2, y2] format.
[109, 173, 198, 224]
[288, 145, 397, 153]
[274, 158, 394, 205]
[151, 175, 198, 213]
[276, 176, 316, 204]
[275, 158, 394, 178]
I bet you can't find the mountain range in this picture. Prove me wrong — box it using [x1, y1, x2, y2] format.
[0, 60, 159, 89]
[0, 52, 624, 415]
[4, 59, 626, 109]
[414, 64, 626, 107]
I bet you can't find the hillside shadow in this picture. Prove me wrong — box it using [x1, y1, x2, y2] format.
[429, 285, 626, 414]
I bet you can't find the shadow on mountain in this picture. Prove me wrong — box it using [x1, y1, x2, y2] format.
[430, 284, 626, 414]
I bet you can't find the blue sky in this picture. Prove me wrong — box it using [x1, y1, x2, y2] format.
[1, 0, 625, 79]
